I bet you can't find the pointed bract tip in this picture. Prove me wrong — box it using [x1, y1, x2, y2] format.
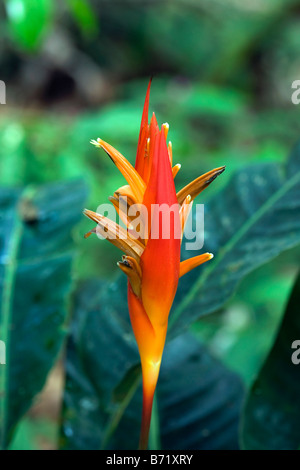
[90, 137, 105, 148]
[162, 122, 169, 140]
[205, 166, 226, 185]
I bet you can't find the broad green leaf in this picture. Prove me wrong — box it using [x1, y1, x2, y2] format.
[241, 271, 300, 450]
[4, 0, 53, 51]
[60, 279, 244, 450]
[0, 179, 87, 449]
[59, 279, 138, 450]
[169, 141, 300, 334]
[180, 85, 247, 117]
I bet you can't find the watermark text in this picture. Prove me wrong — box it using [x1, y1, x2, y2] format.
[0, 340, 6, 365]
[0, 80, 6, 104]
[95, 201, 205, 251]
[291, 340, 300, 365]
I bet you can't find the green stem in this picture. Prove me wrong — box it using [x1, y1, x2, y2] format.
[148, 392, 161, 450]
[101, 372, 141, 450]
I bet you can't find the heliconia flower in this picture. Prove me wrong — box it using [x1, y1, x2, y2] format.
[84, 80, 225, 450]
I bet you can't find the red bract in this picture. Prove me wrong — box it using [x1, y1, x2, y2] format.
[84, 80, 225, 449]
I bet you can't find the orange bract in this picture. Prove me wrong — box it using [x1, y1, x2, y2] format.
[84, 80, 225, 450]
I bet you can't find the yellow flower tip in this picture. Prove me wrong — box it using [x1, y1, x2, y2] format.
[95, 138, 108, 152]
[117, 256, 142, 297]
[92, 139, 146, 202]
[172, 163, 181, 179]
[179, 252, 214, 278]
[90, 139, 100, 147]
[181, 194, 192, 206]
[177, 165, 226, 205]
[108, 195, 116, 203]
[121, 255, 142, 277]
[162, 122, 169, 140]
[83, 208, 102, 223]
[206, 165, 226, 184]
[84, 208, 144, 260]
[168, 141, 173, 166]
[91, 137, 112, 151]
[84, 228, 96, 239]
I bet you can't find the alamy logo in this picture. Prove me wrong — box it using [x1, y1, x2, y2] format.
[291, 340, 300, 365]
[291, 80, 300, 105]
[95, 201, 205, 250]
[0, 80, 6, 104]
[0, 340, 5, 365]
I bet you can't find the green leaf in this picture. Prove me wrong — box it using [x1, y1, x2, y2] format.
[169, 140, 300, 334]
[66, 0, 98, 37]
[0, 179, 87, 449]
[4, 0, 53, 51]
[241, 271, 300, 450]
[60, 280, 244, 450]
[180, 85, 247, 117]
[59, 279, 139, 450]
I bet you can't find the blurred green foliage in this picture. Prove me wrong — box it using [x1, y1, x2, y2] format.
[0, 0, 300, 450]
[0, 78, 299, 284]
[4, 0, 53, 51]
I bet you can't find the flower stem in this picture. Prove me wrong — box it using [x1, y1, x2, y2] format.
[139, 359, 161, 450]
[149, 393, 161, 450]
